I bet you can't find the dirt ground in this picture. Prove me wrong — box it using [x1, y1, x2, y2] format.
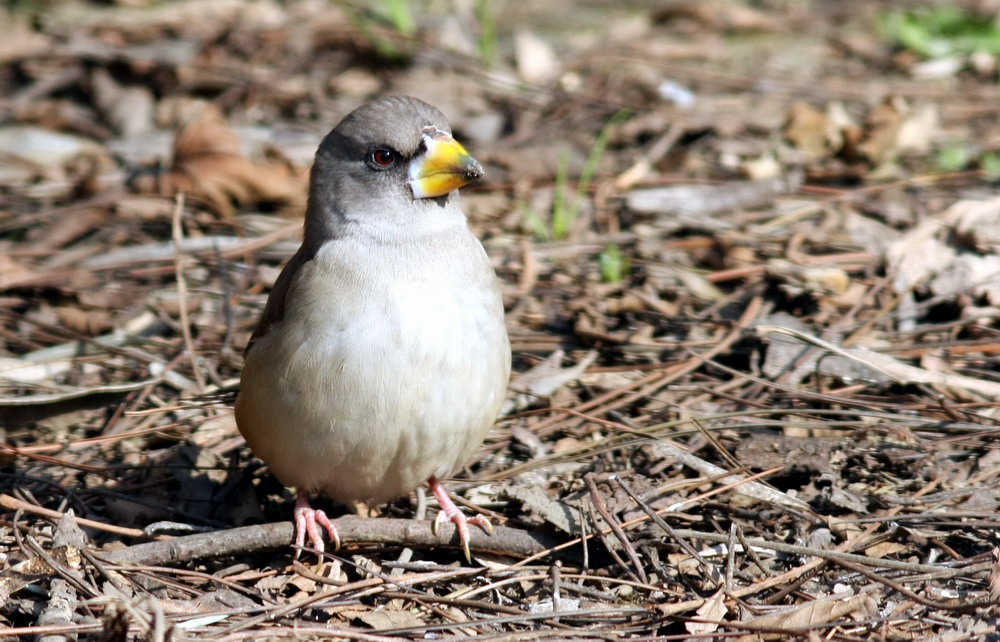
[2, 0, 1000, 639]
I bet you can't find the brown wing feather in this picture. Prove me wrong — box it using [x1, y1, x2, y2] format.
[244, 245, 318, 356]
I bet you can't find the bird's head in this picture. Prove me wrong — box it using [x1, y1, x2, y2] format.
[306, 96, 484, 240]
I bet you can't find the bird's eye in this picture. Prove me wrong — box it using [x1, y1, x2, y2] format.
[369, 148, 398, 168]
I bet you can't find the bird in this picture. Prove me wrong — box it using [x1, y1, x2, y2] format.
[235, 96, 511, 561]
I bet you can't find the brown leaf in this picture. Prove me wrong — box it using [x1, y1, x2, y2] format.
[91, 68, 154, 138]
[951, 197, 1000, 252]
[54, 305, 114, 335]
[863, 541, 908, 558]
[355, 608, 425, 631]
[502, 484, 579, 534]
[739, 594, 877, 639]
[687, 589, 727, 635]
[784, 102, 832, 160]
[858, 99, 904, 164]
[0, 254, 34, 289]
[134, 106, 307, 219]
[888, 197, 1000, 305]
[858, 98, 936, 166]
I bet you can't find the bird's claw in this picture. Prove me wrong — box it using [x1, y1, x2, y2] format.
[429, 477, 492, 562]
[432, 509, 446, 536]
[469, 514, 493, 536]
[294, 491, 340, 559]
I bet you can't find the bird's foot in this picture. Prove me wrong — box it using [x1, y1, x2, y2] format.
[428, 476, 492, 562]
[294, 489, 340, 558]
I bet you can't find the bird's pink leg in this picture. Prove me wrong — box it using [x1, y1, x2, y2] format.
[293, 489, 339, 557]
[428, 476, 492, 561]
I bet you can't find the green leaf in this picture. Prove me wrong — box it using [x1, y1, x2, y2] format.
[475, 0, 497, 67]
[522, 204, 550, 241]
[881, 7, 1000, 58]
[576, 109, 631, 203]
[936, 142, 973, 172]
[981, 152, 1000, 179]
[551, 147, 571, 240]
[382, 0, 416, 36]
[599, 243, 630, 283]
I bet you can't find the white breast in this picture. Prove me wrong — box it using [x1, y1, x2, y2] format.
[236, 227, 510, 505]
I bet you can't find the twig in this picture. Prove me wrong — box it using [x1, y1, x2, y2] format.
[0, 494, 148, 538]
[0, 378, 162, 407]
[585, 474, 646, 584]
[615, 477, 716, 577]
[832, 557, 995, 612]
[758, 325, 1000, 399]
[171, 193, 205, 392]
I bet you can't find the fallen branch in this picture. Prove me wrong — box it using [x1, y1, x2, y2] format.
[97, 517, 561, 566]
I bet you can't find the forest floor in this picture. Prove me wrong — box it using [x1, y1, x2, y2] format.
[2, 1, 1000, 639]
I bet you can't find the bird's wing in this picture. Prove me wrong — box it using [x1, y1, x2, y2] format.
[244, 244, 318, 356]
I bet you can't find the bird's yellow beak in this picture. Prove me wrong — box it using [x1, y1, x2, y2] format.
[408, 128, 484, 199]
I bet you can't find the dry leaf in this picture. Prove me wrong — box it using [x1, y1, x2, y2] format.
[738, 594, 877, 640]
[502, 484, 580, 534]
[859, 98, 938, 166]
[0, 125, 109, 187]
[885, 212, 956, 293]
[54, 305, 114, 335]
[864, 541, 908, 558]
[858, 99, 905, 164]
[687, 589, 727, 635]
[528, 597, 581, 613]
[951, 197, 1000, 252]
[355, 608, 425, 631]
[503, 349, 598, 415]
[784, 102, 833, 160]
[767, 259, 850, 296]
[287, 573, 317, 595]
[132, 106, 307, 219]
[742, 152, 782, 180]
[887, 197, 1000, 304]
[189, 415, 238, 448]
[91, 68, 154, 138]
[254, 574, 293, 593]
